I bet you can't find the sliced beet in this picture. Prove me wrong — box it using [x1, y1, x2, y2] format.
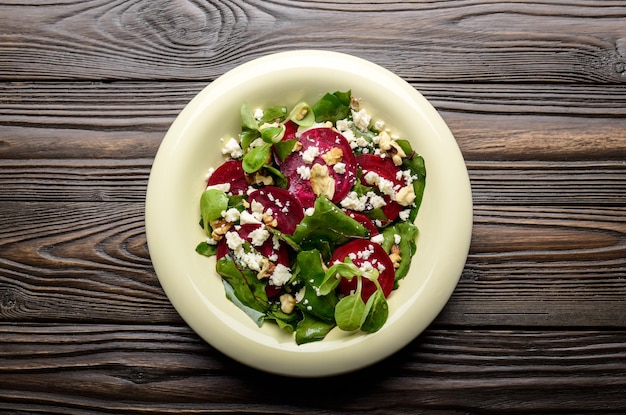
[331, 239, 395, 302]
[207, 160, 248, 196]
[345, 211, 379, 236]
[356, 154, 405, 223]
[248, 186, 305, 235]
[280, 128, 357, 208]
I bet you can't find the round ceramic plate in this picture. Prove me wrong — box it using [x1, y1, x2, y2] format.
[145, 50, 472, 377]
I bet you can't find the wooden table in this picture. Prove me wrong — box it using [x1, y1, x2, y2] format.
[1, 1, 625, 413]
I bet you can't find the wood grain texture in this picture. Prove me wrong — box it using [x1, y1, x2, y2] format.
[1, 1, 625, 82]
[1, 201, 624, 326]
[1, 82, 625, 161]
[0, 325, 625, 414]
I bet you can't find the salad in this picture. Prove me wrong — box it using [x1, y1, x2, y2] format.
[195, 90, 426, 344]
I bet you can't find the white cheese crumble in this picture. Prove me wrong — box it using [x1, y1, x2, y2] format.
[333, 162, 346, 174]
[371, 234, 385, 244]
[222, 137, 243, 159]
[221, 208, 240, 223]
[269, 263, 292, 286]
[249, 227, 270, 246]
[297, 165, 311, 180]
[206, 183, 231, 193]
[352, 109, 371, 132]
[301, 146, 320, 164]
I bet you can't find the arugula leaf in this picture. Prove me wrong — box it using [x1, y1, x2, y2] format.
[258, 105, 287, 124]
[274, 138, 298, 162]
[312, 90, 351, 123]
[288, 101, 315, 127]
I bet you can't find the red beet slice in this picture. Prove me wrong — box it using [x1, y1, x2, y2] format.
[331, 239, 395, 302]
[207, 160, 248, 196]
[356, 154, 405, 223]
[280, 128, 357, 208]
[248, 186, 305, 235]
[345, 211, 379, 236]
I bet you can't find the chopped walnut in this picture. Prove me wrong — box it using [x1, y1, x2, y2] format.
[378, 130, 406, 166]
[350, 96, 360, 111]
[293, 141, 303, 152]
[310, 163, 336, 200]
[257, 259, 275, 280]
[279, 293, 296, 314]
[321, 147, 344, 166]
[390, 244, 401, 269]
[248, 171, 274, 186]
[210, 219, 233, 241]
[395, 184, 416, 207]
[262, 212, 278, 227]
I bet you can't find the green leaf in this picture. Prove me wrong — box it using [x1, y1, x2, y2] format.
[216, 256, 270, 326]
[311, 90, 351, 123]
[288, 101, 315, 127]
[295, 250, 338, 322]
[274, 138, 298, 162]
[261, 125, 285, 143]
[200, 188, 229, 234]
[266, 303, 300, 334]
[195, 241, 217, 257]
[291, 196, 368, 260]
[239, 129, 260, 151]
[360, 290, 388, 333]
[382, 222, 418, 282]
[259, 105, 288, 124]
[295, 313, 335, 345]
[242, 143, 272, 173]
[335, 293, 365, 332]
[240, 104, 259, 131]
[261, 164, 288, 189]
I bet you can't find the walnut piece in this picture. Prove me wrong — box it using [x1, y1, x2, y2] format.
[210, 219, 233, 241]
[310, 163, 336, 200]
[321, 147, 344, 166]
[378, 130, 406, 166]
[395, 184, 416, 207]
[279, 293, 296, 314]
[390, 244, 402, 269]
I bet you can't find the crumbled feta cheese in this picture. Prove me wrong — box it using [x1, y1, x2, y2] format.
[340, 191, 367, 211]
[249, 227, 270, 246]
[221, 208, 240, 223]
[239, 210, 262, 225]
[301, 146, 320, 164]
[253, 108, 264, 120]
[374, 120, 386, 131]
[367, 192, 387, 209]
[297, 165, 311, 180]
[352, 109, 371, 132]
[336, 118, 352, 132]
[394, 234, 402, 244]
[333, 162, 346, 174]
[206, 183, 231, 193]
[205, 167, 215, 181]
[371, 234, 385, 244]
[222, 137, 243, 159]
[305, 207, 315, 216]
[399, 209, 411, 221]
[270, 264, 291, 287]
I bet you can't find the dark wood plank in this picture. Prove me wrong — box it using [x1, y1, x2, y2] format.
[0, 1, 625, 82]
[0, 324, 625, 413]
[1, 158, 625, 206]
[1, 202, 624, 326]
[1, 82, 625, 161]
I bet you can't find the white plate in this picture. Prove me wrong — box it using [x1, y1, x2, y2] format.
[145, 50, 472, 377]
